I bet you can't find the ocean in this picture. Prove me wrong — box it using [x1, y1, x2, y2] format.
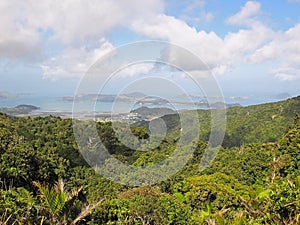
[0, 94, 290, 117]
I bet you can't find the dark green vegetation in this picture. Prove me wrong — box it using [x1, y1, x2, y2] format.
[0, 96, 299, 224]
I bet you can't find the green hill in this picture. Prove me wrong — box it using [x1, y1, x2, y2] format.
[0, 96, 299, 224]
[151, 95, 300, 148]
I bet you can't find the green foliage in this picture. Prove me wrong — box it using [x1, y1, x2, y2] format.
[173, 172, 249, 212]
[276, 115, 300, 179]
[221, 96, 300, 147]
[240, 178, 300, 224]
[34, 179, 102, 225]
[0, 187, 37, 224]
[65, 166, 125, 202]
[130, 126, 149, 140]
[34, 180, 69, 219]
[89, 186, 193, 225]
[203, 144, 273, 185]
[0, 125, 67, 187]
[0, 96, 299, 224]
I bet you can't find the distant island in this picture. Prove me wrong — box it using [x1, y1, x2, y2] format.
[131, 106, 175, 117]
[59, 92, 169, 105]
[59, 92, 241, 109]
[0, 104, 40, 116]
[0, 91, 242, 119]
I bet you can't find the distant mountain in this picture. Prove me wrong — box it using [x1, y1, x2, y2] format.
[137, 95, 300, 148]
[60, 92, 169, 105]
[131, 106, 175, 117]
[15, 104, 40, 110]
[0, 104, 40, 116]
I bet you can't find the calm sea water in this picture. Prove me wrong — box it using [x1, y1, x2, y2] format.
[0, 95, 287, 116]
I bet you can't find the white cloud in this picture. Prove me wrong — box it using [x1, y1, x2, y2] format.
[130, 0, 300, 83]
[249, 44, 280, 63]
[250, 23, 300, 80]
[176, 0, 214, 24]
[224, 23, 275, 59]
[226, 1, 261, 26]
[0, 1, 41, 60]
[131, 14, 226, 70]
[41, 40, 154, 81]
[131, 4, 275, 76]
[284, 24, 300, 64]
[41, 38, 114, 80]
[118, 64, 154, 78]
[0, 0, 164, 79]
[200, 11, 214, 22]
[272, 67, 300, 81]
[27, 0, 124, 45]
[25, 0, 164, 45]
[1, 0, 300, 83]
[0, 0, 163, 55]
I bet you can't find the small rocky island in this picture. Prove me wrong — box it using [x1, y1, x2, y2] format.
[0, 104, 40, 116]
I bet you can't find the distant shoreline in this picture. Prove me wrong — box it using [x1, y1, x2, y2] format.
[0, 93, 296, 119]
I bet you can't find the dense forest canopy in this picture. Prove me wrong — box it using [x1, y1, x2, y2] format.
[0, 96, 299, 224]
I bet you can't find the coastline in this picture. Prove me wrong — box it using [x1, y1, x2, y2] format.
[0, 94, 295, 120]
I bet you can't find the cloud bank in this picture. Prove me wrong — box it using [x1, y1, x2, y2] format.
[0, 1, 299, 81]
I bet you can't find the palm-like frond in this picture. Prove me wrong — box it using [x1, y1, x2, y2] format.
[34, 179, 101, 225]
[34, 181, 67, 217]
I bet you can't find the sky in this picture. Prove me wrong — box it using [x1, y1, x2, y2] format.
[0, 0, 300, 98]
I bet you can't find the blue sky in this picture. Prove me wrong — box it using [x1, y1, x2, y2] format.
[0, 0, 300, 98]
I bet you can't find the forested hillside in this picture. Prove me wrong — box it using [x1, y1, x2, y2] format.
[0, 96, 299, 224]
